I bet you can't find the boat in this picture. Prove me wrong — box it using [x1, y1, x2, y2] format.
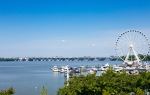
[91, 66, 98, 71]
[69, 67, 80, 73]
[88, 69, 96, 74]
[60, 65, 69, 73]
[100, 63, 110, 71]
[60, 68, 66, 73]
[113, 65, 123, 72]
[51, 66, 59, 72]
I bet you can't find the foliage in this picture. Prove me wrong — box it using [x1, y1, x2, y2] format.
[58, 70, 150, 95]
[0, 87, 15, 95]
[40, 86, 48, 95]
[135, 88, 144, 95]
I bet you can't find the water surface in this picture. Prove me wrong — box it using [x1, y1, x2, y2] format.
[0, 61, 121, 95]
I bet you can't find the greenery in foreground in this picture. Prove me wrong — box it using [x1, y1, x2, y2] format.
[0, 88, 15, 95]
[58, 70, 150, 95]
[40, 86, 48, 95]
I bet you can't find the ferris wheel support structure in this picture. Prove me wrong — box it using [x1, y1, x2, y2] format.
[124, 44, 141, 65]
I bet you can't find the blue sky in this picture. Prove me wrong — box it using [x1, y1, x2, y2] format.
[0, 0, 150, 57]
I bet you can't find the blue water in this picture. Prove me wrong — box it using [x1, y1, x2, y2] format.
[0, 61, 121, 95]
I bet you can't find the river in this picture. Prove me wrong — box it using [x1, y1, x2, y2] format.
[0, 61, 121, 95]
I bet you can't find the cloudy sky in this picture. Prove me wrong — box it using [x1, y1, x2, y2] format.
[0, 0, 149, 57]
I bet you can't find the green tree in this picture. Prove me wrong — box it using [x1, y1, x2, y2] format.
[102, 90, 110, 95]
[58, 69, 150, 95]
[135, 88, 144, 95]
[40, 86, 48, 95]
[0, 87, 15, 95]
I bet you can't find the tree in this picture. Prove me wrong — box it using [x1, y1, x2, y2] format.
[58, 69, 150, 95]
[102, 90, 110, 95]
[135, 88, 144, 95]
[40, 86, 48, 95]
[0, 87, 15, 95]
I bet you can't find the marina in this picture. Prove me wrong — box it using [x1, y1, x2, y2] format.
[51, 61, 150, 76]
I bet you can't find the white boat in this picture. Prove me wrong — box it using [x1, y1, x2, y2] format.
[100, 63, 110, 71]
[88, 69, 96, 74]
[51, 66, 59, 72]
[60, 65, 69, 73]
[91, 67, 98, 71]
[113, 65, 123, 72]
[60, 68, 66, 73]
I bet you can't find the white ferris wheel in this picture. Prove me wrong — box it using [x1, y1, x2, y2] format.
[115, 30, 150, 66]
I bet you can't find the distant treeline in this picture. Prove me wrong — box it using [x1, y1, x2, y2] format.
[0, 55, 150, 62]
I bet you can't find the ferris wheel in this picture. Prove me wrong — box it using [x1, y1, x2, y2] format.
[115, 30, 150, 65]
